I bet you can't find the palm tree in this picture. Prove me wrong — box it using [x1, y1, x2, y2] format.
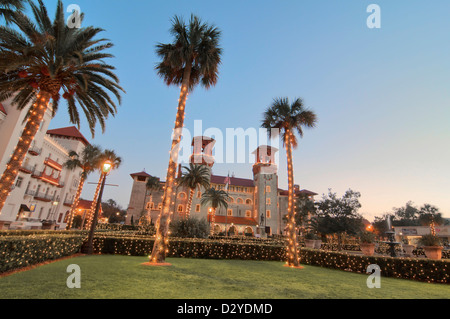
[177, 163, 211, 218]
[418, 204, 444, 236]
[0, 0, 123, 214]
[261, 97, 317, 267]
[143, 175, 162, 219]
[0, 0, 26, 24]
[85, 149, 122, 230]
[64, 144, 102, 229]
[150, 14, 222, 264]
[201, 187, 229, 236]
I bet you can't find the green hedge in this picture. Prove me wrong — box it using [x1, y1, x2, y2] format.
[0, 234, 86, 274]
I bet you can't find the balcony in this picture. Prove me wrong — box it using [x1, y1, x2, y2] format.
[24, 188, 36, 197]
[19, 164, 34, 174]
[28, 146, 42, 156]
[44, 157, 62, 171]
[63, 199, 74, 207]
[34, 192, 54, 202]
[31, 169, 61, 187]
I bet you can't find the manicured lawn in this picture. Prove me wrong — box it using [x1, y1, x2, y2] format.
[0, 255, 448, 299]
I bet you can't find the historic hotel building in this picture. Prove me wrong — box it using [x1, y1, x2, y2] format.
[126, 136, 317, 236]
[0, 97, 88, 229]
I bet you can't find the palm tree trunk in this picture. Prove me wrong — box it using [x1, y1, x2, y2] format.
[210, 207, 216, 236]
[66, 175, 85, 230]
[185, 188, 194, 218]
[0, 92, 51, 213]
[285, 129, 301, 267]
[85, 173, 105, 230]
[150, 63, 192, 264]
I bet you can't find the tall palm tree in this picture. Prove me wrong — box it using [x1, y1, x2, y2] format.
[150, 14, 222, 264]
[0, 0, 123, 214]
[63, 144, 102, 229]
[85, 149, 122, 229]
[261, 97, 317, 267]
[143, 175, 162, 217]
[201, 187, 229, 236]
[177, 163, 211, 218]
[0, 0, 26, 24]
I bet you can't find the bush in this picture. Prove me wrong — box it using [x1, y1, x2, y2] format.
[169, 217, 209, 238]
[359, 231, 376, 244]
[0, 234, 86, 273]
[418, 234, 442, 247]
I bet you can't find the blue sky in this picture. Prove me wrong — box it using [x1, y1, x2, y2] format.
[42, 0, 450, 221]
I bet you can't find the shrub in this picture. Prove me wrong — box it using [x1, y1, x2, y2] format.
[418, 234, 442, 247]
[359, 231, 376, 244]
[169, 217, 209, 238]
[0, 234, 85, 273]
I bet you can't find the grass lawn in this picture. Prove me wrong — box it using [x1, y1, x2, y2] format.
[0, 255, 448, 299]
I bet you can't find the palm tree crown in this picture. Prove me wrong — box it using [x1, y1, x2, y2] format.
[178, 163, 211, 191]
[155, 14, 222, 91]
[0, 0, 124, 136]
[201, 187, 229, 211]
[261, 97, 317, 148]
[64, 144, 102, 179]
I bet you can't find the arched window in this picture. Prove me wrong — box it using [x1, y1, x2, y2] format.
[236, 198, 243, 204]
[245, 199, 252, 205]
[178, 192, 186, 199]
[266, 185, 271, 193]
[228, 197, 234, 203]
[177, 204, 184, 212]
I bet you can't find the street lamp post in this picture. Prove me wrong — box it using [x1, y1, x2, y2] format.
[85, 160, 113, 255]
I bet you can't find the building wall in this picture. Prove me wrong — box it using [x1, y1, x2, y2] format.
[0, 99, 84, 228]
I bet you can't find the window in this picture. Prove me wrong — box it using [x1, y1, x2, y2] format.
[15, 177, 23, 188]
[266, 186, 271, 193]
[177, 204, 184, 212]
[266, 198, 271, 205]
[245, 210, 252, 217]
[38, 207, 43, 219]
[237, 198, 243, 204]
[228, 197, 234, 203]
[245, 199, 252, 205]
[178, 192, 186, 199]
[197, 191, 201, 198]
[227, 209, 233, 216]
[195, 204, 200, 212]
[266, 210, 271, 219]
[158, 203, 162, 210]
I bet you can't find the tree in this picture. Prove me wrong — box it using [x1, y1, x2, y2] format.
[261, 97, 317, 267]
[85, 149, 122, 229]
[316, 189, 364, 250]
[142, 175, 162, 221]
[0, 0, 26, 24]
[64, 144, 102, 229]
[0, 0, 123, 214]
[392, 201, 419, 226]
[295, 193, 317, 235]
[201, 187, 229, 236]
[177, 163, 211, 218]
[418, 204, 444, 236]
[150, 14, 222, 264]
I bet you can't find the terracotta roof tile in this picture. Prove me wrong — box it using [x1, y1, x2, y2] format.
[47, 126, 89, 145]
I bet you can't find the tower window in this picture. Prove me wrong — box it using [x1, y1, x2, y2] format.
[266, 210, 271, 219]
[266, 186, 271, 193]
[195, 204, 200, 212]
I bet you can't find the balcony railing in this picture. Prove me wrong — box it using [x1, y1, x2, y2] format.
[28, 146, 42, 156]
[34, 192, 54, 202]
[19, 164, 34, 174]
[44, 157, 62, 171]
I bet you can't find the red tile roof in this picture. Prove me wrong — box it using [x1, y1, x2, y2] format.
[210, 175, 254, 188]
[47, 126, 89, 145]
[210, 215, 258, 226]
[0, 103, 6, 115]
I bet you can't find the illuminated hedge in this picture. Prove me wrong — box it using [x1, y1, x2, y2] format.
[300, 248, 449, 284]
[92, 236, 449, 283]
[0, 234, 86, 274]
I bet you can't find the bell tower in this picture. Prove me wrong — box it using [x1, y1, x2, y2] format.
[252, 145, 279, 236]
